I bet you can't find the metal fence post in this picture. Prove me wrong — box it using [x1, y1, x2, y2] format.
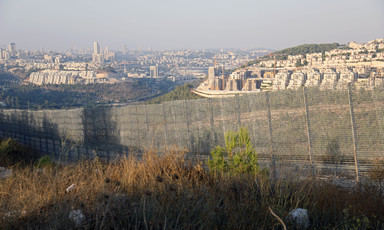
[162, 103, 168, 150]
[135, 106, 140, 149]
[129, 106, 133, 148]
[220, 97, 226, 137]
[184, 100, 191, 150]
[144, 105, 151, 148]
[39, 126, 43, 152]
[303, 87, 315, 177]
[348, 84, 359, 182]
[235, 94, 241, 128]
[102, 108, 110, 162]
[45, 133, 49, 154]
[372, 88, 384, 158]
[266, 91, 276, 180]
[209, 98, 216, 147]
[172, 101, 178, 147]
[85, 145, 89, 158]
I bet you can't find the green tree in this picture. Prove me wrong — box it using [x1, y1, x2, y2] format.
[207, 127, 260, 176]
[148, 83, 202, 104]
[295, 59, 303, 67]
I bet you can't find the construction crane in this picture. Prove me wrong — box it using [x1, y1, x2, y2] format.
[274, 56, 276, 78]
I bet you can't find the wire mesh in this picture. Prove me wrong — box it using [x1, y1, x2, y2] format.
[1, 87, 383, 177]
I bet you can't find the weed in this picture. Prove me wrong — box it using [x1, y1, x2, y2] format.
[0, 144, 383, 229]
[34, 155, 54, 169]
[0, 138, 38, 167]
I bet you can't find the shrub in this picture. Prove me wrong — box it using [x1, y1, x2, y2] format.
[207, 127, 260, 176]
[368, 158, 384, 184]
[34, 155, 54, 169]
[325, 139, 342, 162]
[0, 138, 37, 167]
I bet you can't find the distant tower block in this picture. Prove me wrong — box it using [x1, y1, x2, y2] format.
[337, 70, 355, 90]
[287, 72, 305, 89]
[263, 71, 274, 79]
[150, 64, 159, 78]
[225, 79, 241, 91]
[243, 79, 261, 91]
[373, 69, 384, 87]
[320, 70, 338, 90]
[104, 46, 109, 55]
[9, 43, 16, 56]
[92, 42, 104, 64]
[94, 42, 100, 55]
[208, 66, 216, 79]
[305, 71, 321, 87]
[208, 65, 224, 90]
[272, 72, 290, 90]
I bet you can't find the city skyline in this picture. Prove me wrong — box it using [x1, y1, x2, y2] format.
[0, 0, 383, 51]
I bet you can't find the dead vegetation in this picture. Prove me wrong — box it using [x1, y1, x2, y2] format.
[1, 149, 384, 229]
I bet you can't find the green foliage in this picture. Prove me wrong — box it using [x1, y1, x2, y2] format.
[34, 155, 54, 169]
[0, 85, 93, 109]
[274, 43, 340, 56]
[368, 158, 384, 184]
[295, 59, 303, 67]
[0, 79, 176, 109]
[0, 138, 16, 158]
[336, 208, 371, 230]
[246, 43, 340, 66]
[25, 68, 42, 78]
[0, 138, 37, 167]
[147, 82, 202, 104]
[100, 65, 117, 73]
[207, 127, 260, 176]
[326, 139, 341, 157]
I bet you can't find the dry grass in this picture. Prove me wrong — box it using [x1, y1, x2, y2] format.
[1, 150, 384, 229]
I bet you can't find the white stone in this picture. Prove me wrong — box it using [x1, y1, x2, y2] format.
[66, 184, 76, 193]
[3, 210, 26, 220]
[288, 208, 310, 230]
[69, 209, 85, 226]
[0, 167, 12, 180]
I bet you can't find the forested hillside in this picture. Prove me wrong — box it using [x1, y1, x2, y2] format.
[147, 82, 202, 104]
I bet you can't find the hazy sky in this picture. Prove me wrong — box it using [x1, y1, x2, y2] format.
[0, 0, 383, 51]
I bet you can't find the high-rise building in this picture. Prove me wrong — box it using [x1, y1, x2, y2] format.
[9, 43, 16, 56]
[104, 46, 109, 55]
[2, 51, 10, 60]
[92, 42, 103, 64]
[150, 64, 159, 78]
[123, 44, 127, 55]
[208, 66, 216, 79]
[94, 42, 100, 55]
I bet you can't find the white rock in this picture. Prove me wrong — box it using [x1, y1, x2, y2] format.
[3, 210, 26, 220]
[288, 208, 310, 230]
[66, 184, 76, 193]
[69, 209, 85, 226]
[0, 168, 12, 180]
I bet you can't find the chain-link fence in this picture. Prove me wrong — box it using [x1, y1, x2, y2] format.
[1, 85, 384, 179]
